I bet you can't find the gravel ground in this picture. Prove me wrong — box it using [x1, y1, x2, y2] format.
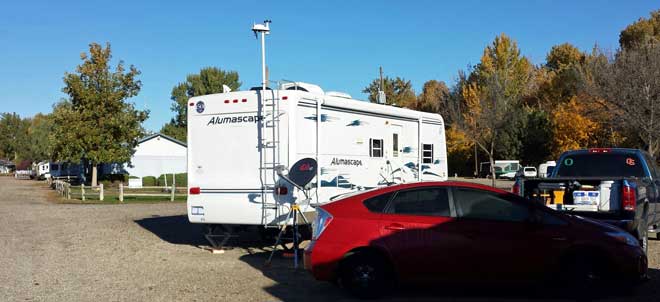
[0, 176, 658, 302]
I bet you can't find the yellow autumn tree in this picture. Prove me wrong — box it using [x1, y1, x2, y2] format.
[550, 96, 600, 157]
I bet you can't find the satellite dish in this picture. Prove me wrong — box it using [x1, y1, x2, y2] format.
[286, 158, 317, 188]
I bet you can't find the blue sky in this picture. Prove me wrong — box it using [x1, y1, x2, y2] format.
[0, 1, 657, 131]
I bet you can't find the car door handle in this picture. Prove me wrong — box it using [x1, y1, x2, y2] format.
[384, 223, 405, 231]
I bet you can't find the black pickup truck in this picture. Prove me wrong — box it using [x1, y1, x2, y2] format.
[514, 148, 660, 253]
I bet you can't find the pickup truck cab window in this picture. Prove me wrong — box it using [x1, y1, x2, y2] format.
[555, 153, 646, 177]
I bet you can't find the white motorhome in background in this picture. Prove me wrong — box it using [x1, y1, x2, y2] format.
[37, 161, 50, 180]
[187, 82, 448, 229]
[538, 160, 557, 178]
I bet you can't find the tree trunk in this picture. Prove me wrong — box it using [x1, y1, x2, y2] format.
[91, 165, 98, 187]
[490, 140, 496, 188]
[474, 144, 478, 178]
[489, 154, 496, 188]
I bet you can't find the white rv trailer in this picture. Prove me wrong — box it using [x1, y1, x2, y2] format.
[187, 82, 448, 228]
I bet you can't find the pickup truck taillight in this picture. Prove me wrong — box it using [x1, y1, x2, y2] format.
[622, 185, 636, 211]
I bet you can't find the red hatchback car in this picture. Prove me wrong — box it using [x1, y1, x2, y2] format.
[304, 181, 648, 298]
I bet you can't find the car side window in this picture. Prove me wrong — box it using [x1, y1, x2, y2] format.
[453, 188, 530, 222]
[363, 192, 394, 213]
[386, 188, 450, 217]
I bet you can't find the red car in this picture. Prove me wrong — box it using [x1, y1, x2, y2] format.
[304, 181, 648, 298]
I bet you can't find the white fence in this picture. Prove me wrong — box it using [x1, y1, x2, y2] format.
[52, 180, 185, 202]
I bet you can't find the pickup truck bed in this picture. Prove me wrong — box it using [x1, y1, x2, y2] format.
[515, 148, 660, 251]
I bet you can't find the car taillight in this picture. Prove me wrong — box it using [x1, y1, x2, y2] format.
[511, 181, 520, 195]
[622, 183, 636, 211]
[189, 187, 200, 195]
[312, 208, 333, 240]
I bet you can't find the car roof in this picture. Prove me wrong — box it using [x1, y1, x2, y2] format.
[368, 181, 508, 195]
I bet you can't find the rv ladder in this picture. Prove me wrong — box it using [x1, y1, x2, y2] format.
[259, 90, 284, 228]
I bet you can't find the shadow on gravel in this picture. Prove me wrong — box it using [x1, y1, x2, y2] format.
[239, 249, 660, 302]
[134, 215, 207, 246]
[239, 250, 350, 302]
[135, 215, 275, 249]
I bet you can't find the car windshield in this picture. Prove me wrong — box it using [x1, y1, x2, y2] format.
[554, 153, 646, 177]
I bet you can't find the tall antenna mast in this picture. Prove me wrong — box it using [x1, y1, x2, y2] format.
[377, 66, 386, 104]
[252, 20, 272, 90]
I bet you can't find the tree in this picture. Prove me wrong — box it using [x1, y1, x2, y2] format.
[415, 80, 450, 116]
[620, 10, 660, 50]
[452, 34, 533, 186]
[161, 67, 241, 141]
[519, 109, 553, 165]
[0, 112, 29, 161]
[362, 76, 416, 108]
[24, 113, 54, 161]
[549, 96, 600, 157]
[587, 44, 660, 156]
[53, 42, 148, 186]
[545, 43, 585, 71]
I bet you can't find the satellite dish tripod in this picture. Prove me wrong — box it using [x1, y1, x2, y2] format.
[265, 158, 317, 269]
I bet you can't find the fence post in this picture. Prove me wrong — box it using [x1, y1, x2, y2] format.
[119, 183, 124, 203]
[170, 173, 175, 202]
[99, 183, 104, 201]
[66, 183, 70, 200]
[81, 184, 85, 201]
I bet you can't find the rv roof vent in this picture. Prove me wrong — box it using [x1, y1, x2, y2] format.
[280, 82, 324, 95]
[325, 91, 352, 99]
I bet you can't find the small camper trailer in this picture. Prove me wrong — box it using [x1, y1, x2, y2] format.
[187, 82, 448, 230]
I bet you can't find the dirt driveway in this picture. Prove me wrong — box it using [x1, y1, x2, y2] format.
[0, 176, 658, 302]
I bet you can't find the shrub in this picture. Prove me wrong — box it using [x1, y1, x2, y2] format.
[142, 176, 157, 187]
[157, 173, 187, 187]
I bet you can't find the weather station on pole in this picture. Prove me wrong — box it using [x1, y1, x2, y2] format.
[252, 20, 271, 91]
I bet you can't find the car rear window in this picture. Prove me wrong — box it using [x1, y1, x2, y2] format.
[554, 153, 647, 177]
[363, 192, 394, 213]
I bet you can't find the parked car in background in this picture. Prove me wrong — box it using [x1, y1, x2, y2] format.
[523, 166, 537, 178]
[514, 148, 660, 253]
[538, 161, 557, 178]
[304, 181, 648, 298]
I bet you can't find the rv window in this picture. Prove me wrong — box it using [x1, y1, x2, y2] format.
[393, 133, 399, 157]
[422, 144, 433, 164]
[370, 139, 383, 157]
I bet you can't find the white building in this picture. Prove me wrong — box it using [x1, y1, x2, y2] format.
[123, 133, 187, 178]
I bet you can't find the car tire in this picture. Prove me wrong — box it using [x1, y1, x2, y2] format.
[340, 253, 392, 299]
[561, 252, 605, 299]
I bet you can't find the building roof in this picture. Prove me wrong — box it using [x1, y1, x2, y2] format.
[138, 133, 187, 148]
